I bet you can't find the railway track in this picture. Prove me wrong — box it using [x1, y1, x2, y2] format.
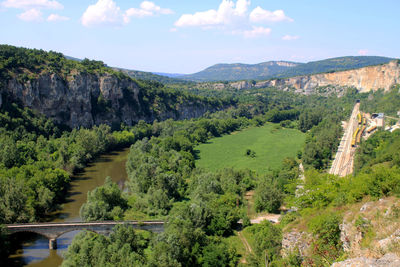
[329, 103, 359, 177]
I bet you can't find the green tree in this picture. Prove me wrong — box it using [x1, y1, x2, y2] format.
[80, 177, 127, 221]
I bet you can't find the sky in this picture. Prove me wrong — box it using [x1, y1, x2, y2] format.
[0, 0, 399, 74]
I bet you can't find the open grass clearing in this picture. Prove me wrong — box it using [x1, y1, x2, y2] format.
[195, 123, 305, 174]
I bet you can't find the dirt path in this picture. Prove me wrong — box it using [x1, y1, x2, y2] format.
[238, 231, 252, 253]
[250, 214, 281, 224]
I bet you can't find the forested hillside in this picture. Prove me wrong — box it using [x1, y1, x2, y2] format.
[115, 67, 193, 85]
[0, 45, 229, 128]
[181, 61, 299, 82]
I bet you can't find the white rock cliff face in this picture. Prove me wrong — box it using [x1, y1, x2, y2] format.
[2, 72, 216, 128]
[229, 60, 400, 93]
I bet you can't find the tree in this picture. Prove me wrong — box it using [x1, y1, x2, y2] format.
[80, 177, 127, 221]
[254, 177, 283, 213]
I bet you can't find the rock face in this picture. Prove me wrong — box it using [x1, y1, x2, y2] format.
[331, 253, 400, 267]
[2, 72, 219, 128]
[281, 230, 312, 257]
[228, 60, 400, 94]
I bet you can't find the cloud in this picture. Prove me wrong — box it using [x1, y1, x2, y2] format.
[47, 13, 69, 21]
[358, 49, 368, 56]
[249, 7, 293, 23]
[1, 0, 63, 10]
[17, 8, 42, 21]
[81, 0, 173, 27]
[174, 0, 291, 38]
[140, 1, 173, 15]
[81, 0, 124, 27]
[242, 26, 271, 38]
[2, 0, 66, 22]
[282, 34, 299, 41]
[124, 1, 173, 22]
[174, 0, 250, 27]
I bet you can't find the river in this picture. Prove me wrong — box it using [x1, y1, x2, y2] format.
[8, 148, 130, 267]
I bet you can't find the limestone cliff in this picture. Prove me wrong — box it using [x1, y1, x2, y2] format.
[226, 60, 400, 94]
[1, 71, 221, 128]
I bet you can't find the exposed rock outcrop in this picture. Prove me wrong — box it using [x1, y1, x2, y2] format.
[281, 229, 312, 257]
[226, 60, 400, 94]
[3, 72, 220, 128]
[331, 253, 400, 267]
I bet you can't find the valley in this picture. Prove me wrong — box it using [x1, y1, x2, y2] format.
[1, 44, 400, 267]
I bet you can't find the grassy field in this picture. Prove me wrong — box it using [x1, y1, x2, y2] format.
[195, 123, 305, 174]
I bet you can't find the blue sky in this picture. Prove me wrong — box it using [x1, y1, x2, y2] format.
[0, 0, 399, 73]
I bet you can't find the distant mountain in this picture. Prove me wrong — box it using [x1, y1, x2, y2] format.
[274, 56, 395, 79]
[64, 55, 190, 85]
[115, 68, 193, 85]
[181, 61, 301, 82]
[180, 56, 395, 82]
[152, 72, 185, 78]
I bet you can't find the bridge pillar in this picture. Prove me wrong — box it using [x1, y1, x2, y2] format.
[49, 238, 57, 250]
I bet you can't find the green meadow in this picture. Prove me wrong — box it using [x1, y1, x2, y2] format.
[195, 123, 306, 173]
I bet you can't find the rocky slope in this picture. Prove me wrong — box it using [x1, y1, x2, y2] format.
[215, 60, 400, 94]
[281, 197, 400, 266]
[0, 71, 222, 128]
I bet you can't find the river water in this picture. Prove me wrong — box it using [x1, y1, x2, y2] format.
[8, 148, 130, 267]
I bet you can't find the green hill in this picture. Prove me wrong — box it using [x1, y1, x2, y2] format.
[180, 56, 394, 82]
[65, 55, 191, 85]
[115, 67, 193, 85]
[182, 61, 300, 82]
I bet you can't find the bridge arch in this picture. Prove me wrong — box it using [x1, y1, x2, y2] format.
[8, 229, 53, 240]
[6, 220, 164, 250]
[53, 228, 100, 240]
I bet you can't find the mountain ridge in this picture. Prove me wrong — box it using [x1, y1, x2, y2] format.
[177, 56, 395, 82]
[202, 59, 400, 95]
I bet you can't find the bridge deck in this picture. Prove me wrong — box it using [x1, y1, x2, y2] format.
[6, 220, 164, 229]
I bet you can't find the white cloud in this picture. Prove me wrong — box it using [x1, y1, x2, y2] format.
[2, 0, 66, 22]
[47, 13, 69, 21]
[81, 0, 124, 27]
[140, 1, 173, 15]
[174, 0, 250, 27]
[174, 0, 291, 39]
[249, 7, 293, 23]
[124, 1, 173, 22]
[81, 0, 173, 27]
[358, 49, 368, 56]
[242, 26, 271, 38]
[282, 34, 299, 41]
[17, 8, 42, 21]
[1, 0, 63, 10]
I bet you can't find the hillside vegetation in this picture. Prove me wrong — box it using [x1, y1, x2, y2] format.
[0, 45, 229, 128]
[181, 61, 299, 82]
[115, 67, 193, 85]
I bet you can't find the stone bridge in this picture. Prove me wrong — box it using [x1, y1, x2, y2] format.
[6, 221, 164, 250]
